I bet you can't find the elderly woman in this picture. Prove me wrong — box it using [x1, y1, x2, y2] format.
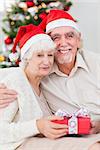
[0, 25, 67, 150]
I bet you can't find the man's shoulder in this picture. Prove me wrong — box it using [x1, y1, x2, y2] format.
[80, 49, 100, 73]
[80, 49, 100, 61]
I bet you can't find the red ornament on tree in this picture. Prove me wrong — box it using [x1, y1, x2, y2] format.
[64, 6, 70, 11]
[26, 0, 35, 8]
[5, 36, 13, 45]
[64, 1, 72, 11]
[39, 12, 47, 20]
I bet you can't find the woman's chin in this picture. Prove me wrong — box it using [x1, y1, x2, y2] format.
[40, 70, 50, 76]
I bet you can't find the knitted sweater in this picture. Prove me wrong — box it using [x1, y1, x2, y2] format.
[0, 67, 51, 150]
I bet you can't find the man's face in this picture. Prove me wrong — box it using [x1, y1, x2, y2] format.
[50, 26, 81, 65]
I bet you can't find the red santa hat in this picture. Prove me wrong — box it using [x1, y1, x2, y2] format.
[39, 9, 80, 33]
[10, 24, 53, 60]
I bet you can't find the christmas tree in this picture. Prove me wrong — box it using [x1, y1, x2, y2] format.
[0, 0, 72, 68]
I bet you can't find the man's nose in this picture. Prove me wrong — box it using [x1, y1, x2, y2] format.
[60, 36, 67, 45]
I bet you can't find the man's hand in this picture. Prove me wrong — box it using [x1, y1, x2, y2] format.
[0, 83, 17, 108]
[36, 115, 68, 139]
[90, 120, 100, 134]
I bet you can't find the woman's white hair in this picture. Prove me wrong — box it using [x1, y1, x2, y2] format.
[19, 38, 56, 69]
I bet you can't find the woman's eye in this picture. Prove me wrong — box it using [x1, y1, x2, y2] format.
[37, 54, 43, 57]
[48, 54, 53, 56]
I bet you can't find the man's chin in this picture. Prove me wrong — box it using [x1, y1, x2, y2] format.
[56, 56, 73, 64]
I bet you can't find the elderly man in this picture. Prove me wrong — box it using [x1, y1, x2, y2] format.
[40, 9, 100, 133]
[0, 10, 100, 150]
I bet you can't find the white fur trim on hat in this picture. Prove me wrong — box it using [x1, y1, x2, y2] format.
[46, 18, 80, 33]
[21, 34, 52, 59]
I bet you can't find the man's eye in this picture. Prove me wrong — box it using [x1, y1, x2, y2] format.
[66, 33, 75, 39]
[52, 36, 60, 41]
[69, 34, 74, 37]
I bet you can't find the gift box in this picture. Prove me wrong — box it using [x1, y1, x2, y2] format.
[52, 108, 91, 135]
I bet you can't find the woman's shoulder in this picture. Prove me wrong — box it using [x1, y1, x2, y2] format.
[0, 67, 23, 80]
[0, 67, 19, 73]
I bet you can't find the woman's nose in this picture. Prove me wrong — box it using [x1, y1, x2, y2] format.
[43, 56, 49, 64]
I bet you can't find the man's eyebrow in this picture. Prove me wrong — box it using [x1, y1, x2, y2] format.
[51, 33, 60, 37]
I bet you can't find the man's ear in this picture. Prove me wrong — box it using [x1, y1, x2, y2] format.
[77, 33, 83, 49]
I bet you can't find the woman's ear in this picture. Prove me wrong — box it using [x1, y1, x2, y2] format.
[24, 58, 30, 68]
[25, 58, 30, 63]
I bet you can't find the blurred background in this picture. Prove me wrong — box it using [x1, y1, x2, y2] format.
[70, 0, 100, 53]
[0, 0, 100, 68]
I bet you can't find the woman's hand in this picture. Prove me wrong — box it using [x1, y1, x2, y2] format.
[0, 83, 17, 108]
[36, 115, 68, 139]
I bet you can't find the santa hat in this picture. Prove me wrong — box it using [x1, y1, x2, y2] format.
[10, 24, 53, 60]
[39, 9, 80, 33]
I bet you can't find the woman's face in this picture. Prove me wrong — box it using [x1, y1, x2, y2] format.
[27, 50, 54, 77]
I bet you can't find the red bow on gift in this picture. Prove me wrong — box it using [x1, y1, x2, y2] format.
[54, 108, 91, 135]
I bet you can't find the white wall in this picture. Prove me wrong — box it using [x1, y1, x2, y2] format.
[69, 0, 100, 53]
